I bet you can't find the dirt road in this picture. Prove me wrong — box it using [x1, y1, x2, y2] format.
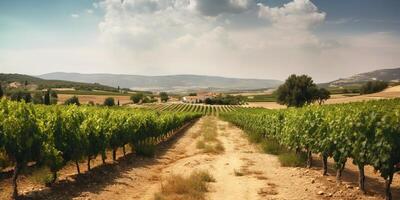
[13, 117, 399, 200]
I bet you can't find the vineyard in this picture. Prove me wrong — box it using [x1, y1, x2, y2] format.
[145, 103, 240, 116]
[0, 99, 201, 199]
[220, 99, 400, 200]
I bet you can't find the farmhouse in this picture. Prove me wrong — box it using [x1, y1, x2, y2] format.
[182, 92, 217, 103]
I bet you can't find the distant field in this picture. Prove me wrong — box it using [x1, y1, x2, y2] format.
[246, 85, 400, 109]
[145, 103, 240, 116]
[56, 90, 132, 96]
[58, 94, 132, 105]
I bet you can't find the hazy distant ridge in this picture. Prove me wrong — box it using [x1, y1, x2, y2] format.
[38, 73, 282, 91]
[328, 67, 400, 86]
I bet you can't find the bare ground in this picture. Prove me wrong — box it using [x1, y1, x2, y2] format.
[1, 117, 398, 200]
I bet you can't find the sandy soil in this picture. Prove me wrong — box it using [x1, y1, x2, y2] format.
[1, 117, 398, 200]
[57, 94, 132, 105]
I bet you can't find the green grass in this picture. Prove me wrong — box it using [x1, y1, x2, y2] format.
[26, 166, 54, 186]
[260, 139, 285, 155]
[278, 152, 307, 167]
[246, 94, 277, 102]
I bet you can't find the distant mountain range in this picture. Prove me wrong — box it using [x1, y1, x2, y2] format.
[38, 73, 283, 92]
[326, 67, 400, 87]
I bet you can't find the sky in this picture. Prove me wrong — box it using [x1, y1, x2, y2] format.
[0, 0, 400, 83]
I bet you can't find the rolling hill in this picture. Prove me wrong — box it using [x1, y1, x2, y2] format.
[327, 67, 400, 87]
[38, 72, 282, 92]
[0, 73, 118, 92]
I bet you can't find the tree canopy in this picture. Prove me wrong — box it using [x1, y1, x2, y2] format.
[360, 80, 388, 94]
[276, 74, 329, 107]
[103, 97, 115, 106]
[130, 93, 144, 104]
[64, 96, 80, 106]
[160, 92, 169, 102]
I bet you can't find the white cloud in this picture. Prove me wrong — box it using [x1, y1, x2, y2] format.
[87, 9, 94, 14]
[3, 0, 399, 83]
[71, 14, 80, 18]
[258, 0, 325, 30]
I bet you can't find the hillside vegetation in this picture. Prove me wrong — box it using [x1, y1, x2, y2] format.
[0, 73, 118, 92]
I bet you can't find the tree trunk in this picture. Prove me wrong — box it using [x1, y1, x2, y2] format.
[322, 154, 328, 176]
[75, 160, 80, 174]
[87, 156, 91, 171]
[12, 163, 20, 200]
[50, 170, 57, 185]
[122, 145, 126, 156]
[307, 150, 312, 168]
[385, 173, 394, 200]
[336, 161, 346, 183]
[358, 164, 366, 193]
[112, 149, 117, 161]
[101, 152, 106, 165]
[341, 160, 347, 172]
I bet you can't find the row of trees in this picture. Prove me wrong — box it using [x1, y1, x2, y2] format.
[204, 95, 246, 105]
[221, 99, 400, 200]
[360, 80, 389, 94]
[130, 92, 169, 104]
[0, 99, 200, 199]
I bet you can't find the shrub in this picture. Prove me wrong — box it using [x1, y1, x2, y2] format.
[155, 170, 214, 200]
[103, 97, 115, 106]
[278, 152, 307, 167]
[64, 96, 80, 105]
[261, 139, 285, 155]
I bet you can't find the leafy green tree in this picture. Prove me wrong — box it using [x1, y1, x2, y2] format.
[64, 96, 80, 106]
[103, 97, 115, 106]
[160, 92, 169, 102]
[276, 74, 318, 107]
[0, 83, 3, 98]
[316, 88, 331, 105]
[44, 90, 50, 105]
[360, 80, 388, 94]
[130, 93, 144, 104]
[32, 92, 44, 104]
[9, 90, 32, 103]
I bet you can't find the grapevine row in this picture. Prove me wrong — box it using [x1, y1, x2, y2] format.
[220, 99, 400, 200]
[0, 99, 201, 199]
[146, 103, 240, 116]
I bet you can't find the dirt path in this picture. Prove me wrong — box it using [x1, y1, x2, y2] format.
[11, 116, 398, 200]
[139, 117, 327, 200]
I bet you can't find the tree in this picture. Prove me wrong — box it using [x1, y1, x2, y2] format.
[360, 81, 388, 94]
[188, 93, 197, 96]
[0, 83, 3, 98]
[316, 88, 331, 105]
[64, 96, 80, 106]
[50, 90, 58, 98]
[32, 92, 44, 104]
[44, 90, 50, 105]
[9, 90, 32, 103]
[130, 93, 144, 104]
[103, 97, 115, 106]
[276, 74, 318, 107]
[160, 92, 169, 102]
